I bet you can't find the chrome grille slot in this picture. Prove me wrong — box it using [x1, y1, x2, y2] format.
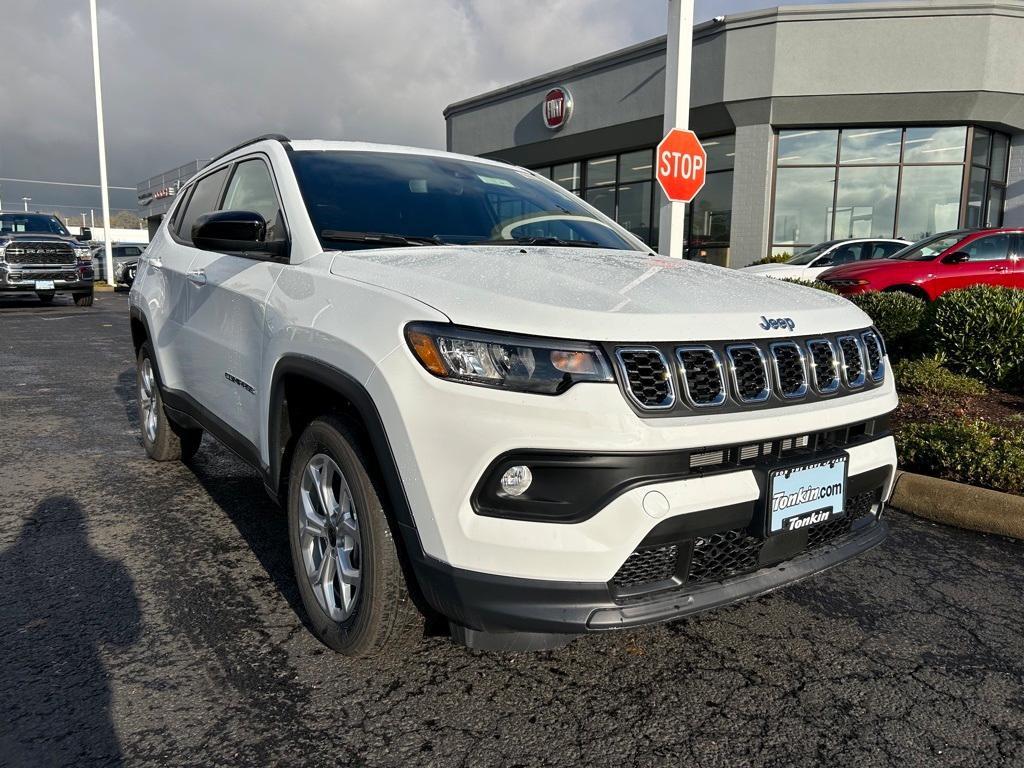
[838, 336, 866, 388]
[690, 450, 726, 468]
[769, 341, 807, 399]
[4, 242, 76, 265]
[806, 339, 840, 394]
[676, 345, 726, 407]
[725, 344, 770, 403]
[861, 331, 885, 382]
[615, 347, 675, 410]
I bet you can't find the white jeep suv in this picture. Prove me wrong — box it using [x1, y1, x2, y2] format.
[129, 135, 897, 655]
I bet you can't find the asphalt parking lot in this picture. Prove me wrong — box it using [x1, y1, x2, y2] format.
[2, 290, 1024, 767]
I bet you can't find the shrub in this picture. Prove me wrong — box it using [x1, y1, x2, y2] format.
[847, 291, 927, 358]
[924, 285, 1024, 390]
[748, 253, 792, 266]
[779, 278, 841, 294]
[892, 356, 986, 396]
[897, 418, 1024, 495]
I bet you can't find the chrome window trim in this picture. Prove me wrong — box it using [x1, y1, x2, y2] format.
[860, 330, 886, 383]
[805, 339, 841, 395]
[768, 341, 808, 399]
[614, 346, 676, 411]
[675, 345, 728, 407]
[837, 335, 867, 388]
[725, 343, 771, 403]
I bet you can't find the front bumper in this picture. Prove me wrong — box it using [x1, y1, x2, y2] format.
[0, 264, 93, 293]
[413, 468, 890, 635]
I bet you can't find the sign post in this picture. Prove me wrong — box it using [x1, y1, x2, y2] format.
[658, 0, 696, 258]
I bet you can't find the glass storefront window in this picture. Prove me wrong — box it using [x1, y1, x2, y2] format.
[586, 157, 617, 187]
[688, 171, 733, 262]
[990, 133, 1009, 182]
[777, 129, 838, 165]
[897, 165, 963, 240]
[986, 186, 1005, 228]
[772, 167, 835, 245]
[584, 187, 615, 218]
[966, 166, 988, 228]
[903, 126, 967, 163]
[834, 166, 898, 238]
[840, 128, 901, 165]
[619, 150, 653, 183]
[552, 162, 580, 191]
[534, 166, 553, 180]
[617, 182, 652, 242]
[703, 135, 736, 172]
[971, 127, 991, 166]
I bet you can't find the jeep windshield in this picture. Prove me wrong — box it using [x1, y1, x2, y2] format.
[0, 213, 70, 236]
[289, 150, 644, 252]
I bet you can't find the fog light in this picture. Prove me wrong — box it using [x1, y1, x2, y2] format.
[500, 465, 532, 497]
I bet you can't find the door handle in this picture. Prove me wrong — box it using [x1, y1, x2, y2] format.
[187, 269, 207, 286]
[988, 265, 1009, 272]
[148, 258, 163, 270]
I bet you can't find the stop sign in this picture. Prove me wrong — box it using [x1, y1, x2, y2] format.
[656, 129, 707, 203]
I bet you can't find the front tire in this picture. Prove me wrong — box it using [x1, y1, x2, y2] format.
[73, 292, 94, 307]
[287, 415, 422, 656]
[136, 341, 202, 462]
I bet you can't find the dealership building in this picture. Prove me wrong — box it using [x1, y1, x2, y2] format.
[444, 0, 1024, 267]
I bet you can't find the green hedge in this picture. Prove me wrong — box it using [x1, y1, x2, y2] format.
[923, 285, 1024, 390]
[893, 356, 986, 396]
[897, 418, 1024, 495]
[847, 291, 927, 359]
[779, 278, 841, 294]
[748, 253, 792, 266]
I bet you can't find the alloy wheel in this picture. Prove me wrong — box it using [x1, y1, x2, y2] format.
[139, 358, 159, 444]
[298, 453, 362, 621]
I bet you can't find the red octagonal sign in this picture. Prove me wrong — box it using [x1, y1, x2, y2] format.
[656, 129, 707, 203]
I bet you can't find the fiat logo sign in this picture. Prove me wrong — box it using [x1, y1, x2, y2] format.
[542, 86, 573, 131]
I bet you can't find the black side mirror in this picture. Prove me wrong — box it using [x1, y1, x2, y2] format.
[943, 250, 970, 264]
[76, 227, 92, 242]
[192, 210, 287, 259]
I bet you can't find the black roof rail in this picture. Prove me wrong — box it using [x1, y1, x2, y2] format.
[208, 133, 291, 164]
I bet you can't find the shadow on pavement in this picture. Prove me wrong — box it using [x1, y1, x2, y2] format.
[0, 496, 142, 767]
[115, 367, 140, 430]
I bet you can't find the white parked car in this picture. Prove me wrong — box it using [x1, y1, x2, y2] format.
[129, 135, 898, 656]
[742, 238, 910, 281]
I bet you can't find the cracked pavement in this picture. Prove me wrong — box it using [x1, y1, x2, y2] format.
[2, 291, 1023, 767]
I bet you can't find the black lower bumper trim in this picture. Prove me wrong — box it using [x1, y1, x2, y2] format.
[411, 518, 887, 635]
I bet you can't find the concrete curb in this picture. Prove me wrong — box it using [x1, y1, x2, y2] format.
[890, 470, 1024, 540]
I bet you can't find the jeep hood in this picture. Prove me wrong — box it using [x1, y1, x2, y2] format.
[329, 246, 871, 341]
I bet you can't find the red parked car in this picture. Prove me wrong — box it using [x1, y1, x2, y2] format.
[818, 228, 1024, 300]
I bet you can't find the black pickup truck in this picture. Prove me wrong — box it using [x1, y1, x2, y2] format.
[0, 213, 95, 306]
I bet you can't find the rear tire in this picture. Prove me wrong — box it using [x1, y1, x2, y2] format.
[37, 292, 54, 304]
[287, 415, 423, 656]
[73, 292, 94, 307]
[136, 341, 202, 462]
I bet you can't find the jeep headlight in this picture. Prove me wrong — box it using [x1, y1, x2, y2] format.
[405, 323, 613, 395]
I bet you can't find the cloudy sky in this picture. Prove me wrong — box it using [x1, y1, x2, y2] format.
[0, 0, 828, 220]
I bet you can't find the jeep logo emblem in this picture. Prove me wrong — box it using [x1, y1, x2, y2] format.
[759, 316, 796, 332]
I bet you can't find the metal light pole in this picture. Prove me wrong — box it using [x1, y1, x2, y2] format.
[89, 0, 115, 287]
[658, 0, 695, 258]
[22, 197, 31, 212]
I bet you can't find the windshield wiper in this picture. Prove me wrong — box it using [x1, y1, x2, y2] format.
[320, 230, 446, 247]
[470, 236, 602, 248]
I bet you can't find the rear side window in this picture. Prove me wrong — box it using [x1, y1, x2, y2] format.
[821, 243, 866, 266]
[871, 242, 905, 259]
[176, 167, 228, 244]
[222, 159, 284, 240]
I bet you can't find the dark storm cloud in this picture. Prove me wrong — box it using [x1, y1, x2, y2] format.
[0, 0, 836, 216]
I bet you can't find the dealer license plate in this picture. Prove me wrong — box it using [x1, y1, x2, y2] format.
[767, 455, 847, 535]
[34, 280, 55, 290]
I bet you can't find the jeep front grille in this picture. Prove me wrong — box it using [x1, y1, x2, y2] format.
[3, 242, 76, 265]
[676, 346, 726, 406]
[726, 344, 770, 403]
[861, 331, 884, 382]
[807, 339, 840, 394]
[769, 341, 807, 399]
[838, 336, 866, 388]
[615, 347, 674, 409]
[609, 328, 883, 415]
